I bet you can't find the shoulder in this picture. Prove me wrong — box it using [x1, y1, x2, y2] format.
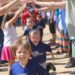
[41, 42, 49, 46]
[5, 22, 14, 29]
[24, 26, 28, 30]
[28, 59, 40, 67]
[11, 62, 19, 69]
[10, 62, 20, 75]
[5, 22, 9, 28]
[41, 42, 52, 51]
[24, 26, 30, 32]
[28, 59, 37, 65]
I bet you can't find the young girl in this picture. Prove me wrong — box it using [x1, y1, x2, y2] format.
[1, 3, 27, 71]
[1, 38, 22, 70]
[10, 40, 49, 75]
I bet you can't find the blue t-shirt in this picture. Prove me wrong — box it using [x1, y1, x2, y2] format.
[23, 26, 31, 36]
[30, 41, 52, 63]
[10, 60, 49, 75]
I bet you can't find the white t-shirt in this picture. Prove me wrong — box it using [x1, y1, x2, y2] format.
[66, 0, 75, 39]
[46, 11, 51, 19]
[4, 22, 17, 46]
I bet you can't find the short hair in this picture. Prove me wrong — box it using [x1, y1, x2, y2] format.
[11, 38, 23, 57]
[19, 41, 32, 55]
[5, 13, 14, 22]
[11, 38, 32, 56]
[29, 29, 40, 36]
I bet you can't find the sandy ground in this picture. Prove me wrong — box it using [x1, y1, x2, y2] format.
[0, 25, 75, 75]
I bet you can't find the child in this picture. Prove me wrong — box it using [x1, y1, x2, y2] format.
[10, 40, 49, 75]
[1, 3, 27, 71]
[20, 17, 34, 40]
[28, 29, 55, 71]
[1, 38, 22, 70]
[23, 17, 33, 37]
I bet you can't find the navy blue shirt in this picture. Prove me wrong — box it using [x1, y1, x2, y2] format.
[0, 16, 4, 46]
[0, 28, 4, 46]
[30, 41, 52, 63]
[0, 28, 4, 59]
[10, 60, 49, 75]
[34, 19, 45, 29]
[0, 16, 4, 59]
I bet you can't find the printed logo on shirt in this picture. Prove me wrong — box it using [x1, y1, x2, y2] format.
[32, 51, 43, 57]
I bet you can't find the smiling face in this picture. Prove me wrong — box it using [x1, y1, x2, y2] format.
[29, 30, 40, 46]
[16, 43, 32, 66]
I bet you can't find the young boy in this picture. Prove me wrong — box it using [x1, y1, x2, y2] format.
[23, 17, 33, 36]
[28, 29, 55, 71]
[10, 40, 49, 75]
[20, 17, 34, 40]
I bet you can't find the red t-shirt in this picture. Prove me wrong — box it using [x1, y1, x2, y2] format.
[21, 10, 30, 25]
[21, 9, 39, 25]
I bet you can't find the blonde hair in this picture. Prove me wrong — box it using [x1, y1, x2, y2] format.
[11, 38, 23, 57]
[29, 29, 40, 36]
[18, 41, 32, 56]
[26, 17, 33, 26]
[11, 38, 32, 57]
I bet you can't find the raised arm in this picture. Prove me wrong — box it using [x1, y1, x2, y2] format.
[36, 7, 51, 12]
[8, 3, 27, 27]
[0, 0, 20, 16]
[33, 0, 66, 9]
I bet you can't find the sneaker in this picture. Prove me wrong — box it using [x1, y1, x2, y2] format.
[65, 62, 75, 68]
[56, 51, 62, 55]
[46, 62, 56, 72]
[70, 71, 75, 75]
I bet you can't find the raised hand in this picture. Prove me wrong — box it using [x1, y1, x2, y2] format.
[20, 0, 30, 4]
